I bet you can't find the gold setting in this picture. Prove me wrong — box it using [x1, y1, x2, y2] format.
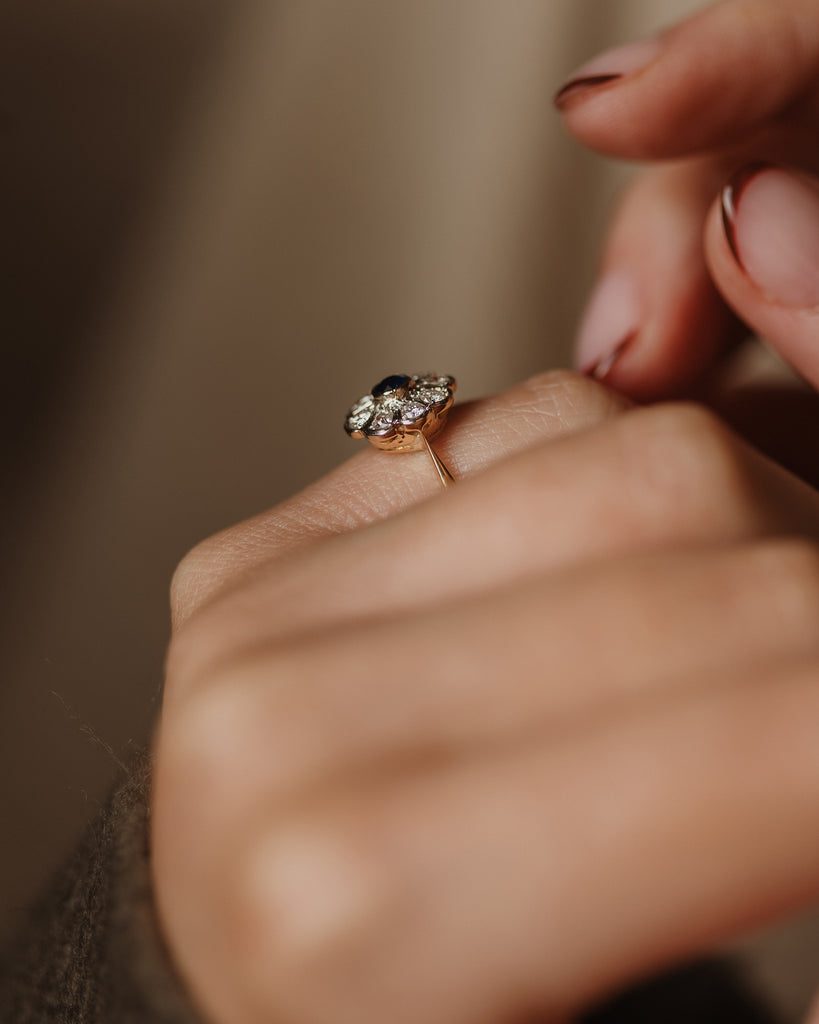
[345, 374, 457, 488]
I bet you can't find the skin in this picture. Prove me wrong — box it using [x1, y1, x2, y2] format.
[153, 2, 819, 1022]
[561, 0, 819, 398]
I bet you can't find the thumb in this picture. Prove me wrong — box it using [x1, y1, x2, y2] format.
[707, 163, 819, 391]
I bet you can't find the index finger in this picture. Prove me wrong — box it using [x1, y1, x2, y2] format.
[170, 372, 629, 627]
[555, 0, 819, 160]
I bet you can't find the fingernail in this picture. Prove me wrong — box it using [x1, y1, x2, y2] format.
[554, 36, 663, 110]
[722, 164, 819, 309]
[575, 269, 641, 379]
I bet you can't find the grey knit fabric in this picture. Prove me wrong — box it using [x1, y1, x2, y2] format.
[0, 754, 200, 1023]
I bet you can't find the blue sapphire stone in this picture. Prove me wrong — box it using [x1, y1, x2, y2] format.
[372, 374, 411, 398]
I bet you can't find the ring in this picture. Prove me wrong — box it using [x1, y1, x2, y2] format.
[344, 374, 457, 488]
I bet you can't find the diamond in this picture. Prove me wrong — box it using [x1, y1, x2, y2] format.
[412, 387, 449, 406]
[400, 401, 428, 423]
[415, 374, 454, 389]
[371, 407, 398, 431]
[346, 395, 375, 432]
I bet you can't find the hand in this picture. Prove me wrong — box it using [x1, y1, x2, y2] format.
[152, 372, 819, 1024]
[556, 0, 819, 408]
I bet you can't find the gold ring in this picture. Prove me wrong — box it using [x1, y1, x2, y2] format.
[344, 374, 457, 488]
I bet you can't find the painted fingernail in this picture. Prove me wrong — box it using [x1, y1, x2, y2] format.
[554, 36, 663, 110]
[574, 269, 641, 380]
[720, 163, 771, 267]
[722, 164, 819, 309]
[554, 74, 624, 111]
[585, 339, 633, 381]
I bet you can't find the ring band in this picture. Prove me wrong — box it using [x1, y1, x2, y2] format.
[344, 374, 457, 488]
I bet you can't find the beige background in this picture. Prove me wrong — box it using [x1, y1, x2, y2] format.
[3, 0, 816, 1017]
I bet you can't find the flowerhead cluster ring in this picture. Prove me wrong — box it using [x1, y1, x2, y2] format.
[344, 374, 457, 487]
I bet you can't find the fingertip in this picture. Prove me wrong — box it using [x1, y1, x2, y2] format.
[573, 269, 641, 378]
[573, 166, 743, 402]
[705, 164, 819, 390]
[553, 36, 663, 114]
[590, 276, 738, 402]
[555, 2, 819, 160]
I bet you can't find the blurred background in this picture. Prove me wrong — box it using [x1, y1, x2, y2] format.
[2, 0, 816, 1017]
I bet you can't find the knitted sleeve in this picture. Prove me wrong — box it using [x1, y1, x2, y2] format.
[0, 753, 202, 1024]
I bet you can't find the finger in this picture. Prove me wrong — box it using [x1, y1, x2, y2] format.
[574, 160, 743, 400]
[554, 0, 819, 160]
[203, 660, 819, 1024]
[162, 541, 819, 820]
[170, 371, 629, 627]
[168, 403, 819, 690]
[706, 163, 819, 391]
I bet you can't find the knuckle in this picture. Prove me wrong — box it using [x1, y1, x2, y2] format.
[634, 402, 738, 480]
[159, 684, 248, 804]
[618, 404, 750, 531]
[169, 536, 222, 627]
[170, 525, 248, 629]
[750, 539, 819, 638]
[228, 804, 397, 1014]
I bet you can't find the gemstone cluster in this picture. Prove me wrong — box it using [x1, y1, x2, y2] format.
[345, 374, 456, 452]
